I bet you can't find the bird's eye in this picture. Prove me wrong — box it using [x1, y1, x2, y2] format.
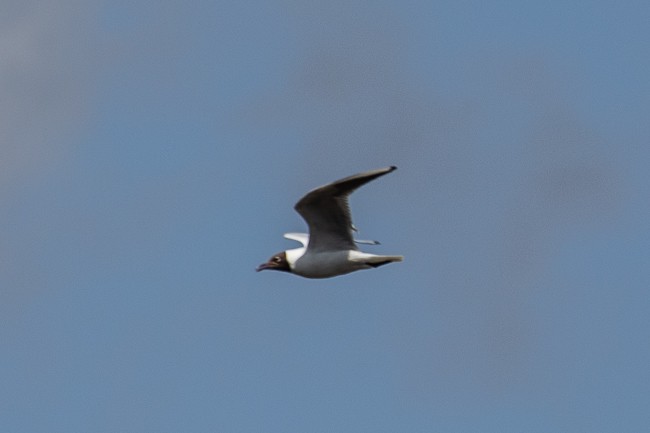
[273, 256, 281, 263]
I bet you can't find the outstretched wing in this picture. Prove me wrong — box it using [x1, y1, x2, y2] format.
[283, 232, 309, 246]
[284, 232, 380, 247]
[294, 166, 396, 253]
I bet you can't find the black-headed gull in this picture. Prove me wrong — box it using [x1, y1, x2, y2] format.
[256, 166, 403, 278]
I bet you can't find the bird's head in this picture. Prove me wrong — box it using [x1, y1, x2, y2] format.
[256, 251, 291, 273]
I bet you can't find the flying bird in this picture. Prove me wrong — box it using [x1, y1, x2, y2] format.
[256, 166, 403, 278]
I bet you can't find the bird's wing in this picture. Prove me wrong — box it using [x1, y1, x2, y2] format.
[294, 166, 396, 253]
[284, 232, 379, 246]
[283, 232, 309, 246]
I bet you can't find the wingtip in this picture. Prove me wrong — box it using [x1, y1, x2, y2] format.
[389, 165, 397, 171]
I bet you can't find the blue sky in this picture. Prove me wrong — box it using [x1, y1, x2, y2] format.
[2, 1, 649, 431]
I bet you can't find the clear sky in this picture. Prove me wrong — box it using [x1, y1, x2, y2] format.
[2, 0, 649, 432]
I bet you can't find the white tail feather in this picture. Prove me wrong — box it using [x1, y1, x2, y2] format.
[347, 251, 404, 264]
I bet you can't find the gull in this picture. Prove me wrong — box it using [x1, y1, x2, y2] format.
[256, 166, 403, 278]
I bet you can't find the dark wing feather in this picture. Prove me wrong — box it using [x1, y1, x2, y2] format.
[294, 166, 396, 253]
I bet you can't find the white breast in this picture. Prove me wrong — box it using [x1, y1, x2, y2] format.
[285, 247, 306, 270]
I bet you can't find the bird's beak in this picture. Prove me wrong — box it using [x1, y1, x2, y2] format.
[256, 263, 270, 272]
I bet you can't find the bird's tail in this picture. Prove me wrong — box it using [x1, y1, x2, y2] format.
[371, 255, 404, 263]
[366, 255, 403, 268]
[348, 252, 403, 268]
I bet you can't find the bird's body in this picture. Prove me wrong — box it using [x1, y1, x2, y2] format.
[277, 233, 403, 278]
[293, 250, 360, 279]
[257, 166, 403, 279]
